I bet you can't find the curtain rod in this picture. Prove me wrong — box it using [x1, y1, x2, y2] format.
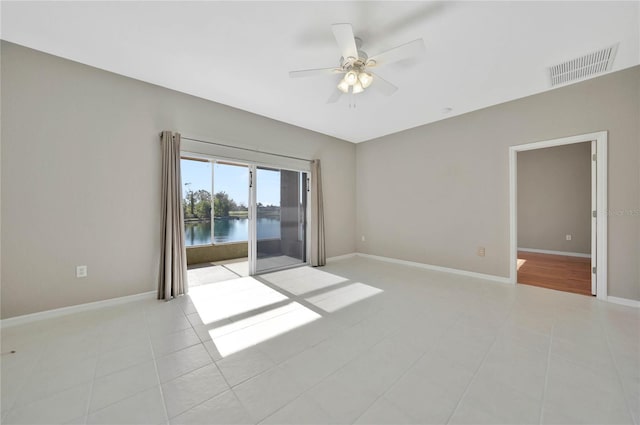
[181, 136, 312, 163]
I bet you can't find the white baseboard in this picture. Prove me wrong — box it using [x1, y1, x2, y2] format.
[607, 296, 640, 308]
[4, 255, 632, 328]
[518, 247, 591, 258]
[353, 252, 637, 307]
[1, 291, 157, 328]
[326, 253, 358, 263]
[356, 253, 511, 284]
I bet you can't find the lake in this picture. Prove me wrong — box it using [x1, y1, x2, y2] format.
[185, 218, 280, 246]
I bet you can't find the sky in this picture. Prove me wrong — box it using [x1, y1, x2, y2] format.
[181, 159, 281, 206]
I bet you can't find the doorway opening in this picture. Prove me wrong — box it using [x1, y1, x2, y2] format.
[251, 167, 308, 274]
[509, 132, 608, 300]
[516, 142, 592, 295]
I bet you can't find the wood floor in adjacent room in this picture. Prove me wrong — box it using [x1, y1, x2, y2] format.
[517, 251, 592, 296]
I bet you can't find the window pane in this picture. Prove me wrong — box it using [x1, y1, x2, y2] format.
[213, 163, 249, 243]
[256, 168, 281, 240]
[181, 159, 212, 246]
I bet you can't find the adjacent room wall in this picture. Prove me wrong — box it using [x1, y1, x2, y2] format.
[1, 42, 356, 319]
[517, 142, 592, 255]
[356, 65, 640, 301]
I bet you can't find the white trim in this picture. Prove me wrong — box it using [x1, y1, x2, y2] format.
[607, 296, 640, 308]
[591, 140, 597, 295]
[509, 147, 518, 289]
[356, 253, 511, 284]
[518, 247, 591, 258]
[596, 135, 608, 300]
[0, 291, 156, 328]
[327, 253, 358, 263]
[181, 133, 311, 173]
[248, 165, 257, 276]
[509, 131, 608, 300]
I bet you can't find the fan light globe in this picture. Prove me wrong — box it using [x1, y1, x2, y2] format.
[345, 71, 358, 86]
[337, 79, 350, 93]
[358, 72, 373, 88]
[352, 81, 364, 94]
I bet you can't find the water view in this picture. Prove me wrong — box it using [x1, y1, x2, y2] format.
[185, 217, 281, 246]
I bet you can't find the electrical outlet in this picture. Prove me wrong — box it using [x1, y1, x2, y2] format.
[477, 247, 485, 257]
[566, 234, 572, 241]
[76, 265, 87, 278]
[361, 235, 366, 242]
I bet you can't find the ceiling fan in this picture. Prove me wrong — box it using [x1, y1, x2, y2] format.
[289, 23, 426, 103]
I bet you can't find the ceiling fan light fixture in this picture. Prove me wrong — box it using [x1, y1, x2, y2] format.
[358, 71, 373, 88]
[352, 81, 364, 94]
[345, 70, 358, 86]
[337, 79, 350, 93]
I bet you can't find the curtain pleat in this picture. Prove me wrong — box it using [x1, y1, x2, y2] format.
[158, 131, 188, 299]
[310, 159, 326, 266]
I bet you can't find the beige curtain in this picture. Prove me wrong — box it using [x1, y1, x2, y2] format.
[310, 159, 326, 266]
[158, 131, 188, 299]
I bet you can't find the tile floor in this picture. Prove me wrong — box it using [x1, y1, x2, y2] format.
[1, 256, 638, 424]
[187, 258, 249, 287]
[187, 255, 305, 287]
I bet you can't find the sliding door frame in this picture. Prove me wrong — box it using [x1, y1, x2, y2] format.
[250, 165, 311, 275]
[182, 149, 311, 276]
[508, 131, 608, 300]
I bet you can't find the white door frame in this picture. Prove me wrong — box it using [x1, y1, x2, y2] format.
[248, 165, 257, 276]
[508, 131, 608, 300]
[248, 165, 312, 276]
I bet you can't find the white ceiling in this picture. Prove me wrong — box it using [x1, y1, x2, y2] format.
[2, 1, 639, 143]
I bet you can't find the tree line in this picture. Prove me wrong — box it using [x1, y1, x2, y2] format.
[183, 190, 247, 220]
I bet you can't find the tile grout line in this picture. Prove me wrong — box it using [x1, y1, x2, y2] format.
[85, 362, 158, 420]
[220, 264, 243, 278]
[170, 296, 241, 422]
[444, 306, 517, 424]
[354, 312, 457, 422]
[82, 335, 103, 423]
[602, 319, 638, 425]
[350, 346, 431, 424]
[248, 318, 391, 424]
[1, 338, 49, 420]
[443, 340, 497, 424]
[147, 310, 171, 424]
[537, 322, 556, 425]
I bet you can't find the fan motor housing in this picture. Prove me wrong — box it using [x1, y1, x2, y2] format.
[339, 36, 369, 71]
[341, 52, 368, 71]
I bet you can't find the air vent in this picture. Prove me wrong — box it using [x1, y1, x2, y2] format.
[549, 44, 618, 87]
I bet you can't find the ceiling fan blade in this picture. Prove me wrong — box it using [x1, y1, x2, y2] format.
[327, 89, 342, 104]
[289, 67, 343, 78]
[368, 39, 426, 66]
[331, 23, 358, 59]
[369, 72, 398, 96]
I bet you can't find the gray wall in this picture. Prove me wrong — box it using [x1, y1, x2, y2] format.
[1, 42, 356, 318]
[356, 66, 640, 301]
[517, 143, 592, 254]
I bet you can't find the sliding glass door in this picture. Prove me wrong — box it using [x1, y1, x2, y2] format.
[250, 166, 308, 274]
[182, 154, 308, 276]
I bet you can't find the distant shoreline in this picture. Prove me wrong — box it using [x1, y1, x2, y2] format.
[184, 214, 280, 224]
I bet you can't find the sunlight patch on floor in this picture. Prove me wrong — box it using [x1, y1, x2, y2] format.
[517, 258, 527, 270]
[188, 266, 384, 357]
[188, 277, 287, 324]
[209, 302, 320, 357]
[261, 268, 348, 296]
[305, 282, 383, 313]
